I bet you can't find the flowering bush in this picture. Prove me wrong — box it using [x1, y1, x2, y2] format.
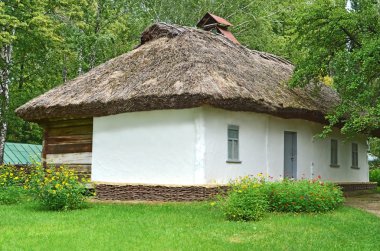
[218, 175, 268, 221]
[266, 178, 344, 213]
[0, 165, 28, 187]
[0, 165, 28, 204]
[28, 165, 90, 210]
[216, 175, 344, 221]
[369, 169, 380, 186]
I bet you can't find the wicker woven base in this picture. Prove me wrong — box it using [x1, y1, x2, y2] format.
[336, 182, 377, 192]
[95, 183, 228, 202]
[95, 182, 377, 201]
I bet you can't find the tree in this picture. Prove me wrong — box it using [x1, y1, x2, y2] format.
[0, 0, 65, 161]
[3, 0, 306, 153]
[288, 0, 380, 138]
[0, 2, 22, 163]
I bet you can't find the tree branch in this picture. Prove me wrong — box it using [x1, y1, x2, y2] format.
[340, 26, 362, 48]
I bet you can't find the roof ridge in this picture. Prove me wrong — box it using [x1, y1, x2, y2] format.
[140, 22, 292, 66]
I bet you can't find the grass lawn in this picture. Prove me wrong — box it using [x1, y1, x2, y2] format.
[0, 202, 379, 251]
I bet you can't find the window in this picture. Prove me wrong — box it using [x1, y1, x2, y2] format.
[227, 125, 240, 162]
[330, 139, 339, 167]
[352, 143, 359, 168]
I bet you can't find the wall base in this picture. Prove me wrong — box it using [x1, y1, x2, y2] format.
[95, 182, 377, 202]
[336, 182, 377, 192]
[95, 183, 228, 202]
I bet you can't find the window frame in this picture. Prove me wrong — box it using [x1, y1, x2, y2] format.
[227, 125, 241, 163]
[330, 139, 339, 167]
[351, 142, 359, 169]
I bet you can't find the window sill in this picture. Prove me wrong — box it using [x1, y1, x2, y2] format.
[330, 164, 340, 168]
[351, 166, 360, 169]
[226, 160, 242, 164]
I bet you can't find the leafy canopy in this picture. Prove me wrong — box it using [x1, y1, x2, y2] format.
[289, 0, 380, 137]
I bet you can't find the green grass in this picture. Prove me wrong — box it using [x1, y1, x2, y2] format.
[0, 202, 379, 251]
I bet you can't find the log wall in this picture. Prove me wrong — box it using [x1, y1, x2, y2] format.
[42, 118, 93, 178]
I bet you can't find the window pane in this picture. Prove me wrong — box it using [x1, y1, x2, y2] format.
[228, 129, 238, 139]
[355, 152, 358, 167]
[353, 143, 358, 152]
[352, 143, 358, 167]
[228, 140, 233, 159]
[233, 140, 239, 160]
[331, 139, 338, 165]
[227, 125, 239, 161]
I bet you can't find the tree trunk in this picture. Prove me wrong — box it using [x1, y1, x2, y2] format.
[90, 1, 102, 69]
[78, 46, 83, 75]
[18, 61, 24, 89]
[0, 43, 12, 164]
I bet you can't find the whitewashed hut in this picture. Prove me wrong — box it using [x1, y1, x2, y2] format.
[16, 19, 378, 200]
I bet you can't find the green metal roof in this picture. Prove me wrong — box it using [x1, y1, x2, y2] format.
[4, 142, 42, 165]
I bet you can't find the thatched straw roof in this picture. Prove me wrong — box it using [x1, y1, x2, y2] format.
[16, 23, 339, 124]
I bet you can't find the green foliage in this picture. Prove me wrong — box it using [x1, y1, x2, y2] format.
[369, 159, 380, 170]
[267, 179, 344, 213]
[0, 164, 28, 187]
[28, 164, 90, 211]
[217, 176, 344, 221]
[369, 138, 380, 158]
[2, 0, 307, 144]
[0, 165, 29, 204]
[3, 0, 377, 144]
[289, 0, 380, 137]
[0, 185, 26, 205]
[369, 169, 380, 185]
[219, 176, 268, 221]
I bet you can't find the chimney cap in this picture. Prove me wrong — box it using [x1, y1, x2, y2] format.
[196, 12, 233, 28]
[216, 27, 240, 45]
[197, 13, 239, 44]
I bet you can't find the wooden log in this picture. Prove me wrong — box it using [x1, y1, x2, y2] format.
[41, 118, 93, 128]
[46, 125, 93, 137]
[48, 164, 92, 173]
[46, 152, 92, 165]
[46, 135, 92, 145]
[45, 143, 92, 154]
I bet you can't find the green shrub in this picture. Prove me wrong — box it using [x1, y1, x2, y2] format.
[0, 165, 29, 187]
[218, 176, 268, 221]
[0, 165, 29, 204]
[369, 159, 380, 170]
[28, 165, 90, 211]
[0, 186, 27, 205]
[216, 175, 344, 221]
[267, 179, 344, 213]
[369, 169, 380, 185]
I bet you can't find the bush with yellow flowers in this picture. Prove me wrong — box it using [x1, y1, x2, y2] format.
[217, 175, 269, 221]
[28, 164, 91, 210]
[0, 165, 29, 204]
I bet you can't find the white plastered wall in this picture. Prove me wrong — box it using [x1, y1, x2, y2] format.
[203, 106, 369, 184]
[92, 108, 205, 185]
[92, 106, 369, 185]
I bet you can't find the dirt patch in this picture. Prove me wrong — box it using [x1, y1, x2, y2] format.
[345, 191, 380, 217]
